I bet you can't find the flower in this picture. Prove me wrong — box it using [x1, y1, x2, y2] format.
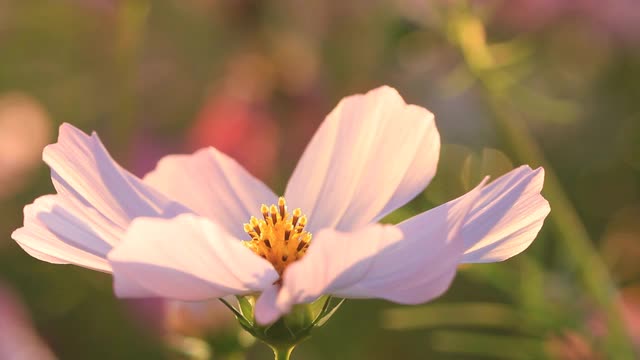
[166, 299, 237, 338]
[187, 93, 280, 180]
[0, 92, 52, 199]
[12, 86, 549, 335]
[494, 0, 640, 43]
[0, 284, 57, 360]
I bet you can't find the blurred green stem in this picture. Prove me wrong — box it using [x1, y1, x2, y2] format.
[111, 0, 150, 161]
[448, 8, 635, 359]
[271, 346, 294, 360]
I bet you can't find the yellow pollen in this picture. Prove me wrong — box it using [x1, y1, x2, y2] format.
[243, 197, 312, 275]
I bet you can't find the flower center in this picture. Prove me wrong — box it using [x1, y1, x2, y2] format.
[243, 197, 312, 275]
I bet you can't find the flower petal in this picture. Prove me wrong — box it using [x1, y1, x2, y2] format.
[45, 124, 186, 230]
[13, 123, 186, 271]
[12, 195, 115, 272]
[254, 284, 282, 325]
[460, 166, 550, 263]
[284, 86, 440, 232]
[143, 147, 279, 239]
[108, 214, 279, 300]
[255, 179, 486, 323]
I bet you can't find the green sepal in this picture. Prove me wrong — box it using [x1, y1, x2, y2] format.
[308, 296, 330, 319]
[223, 294, 348, 360]
[313, 297, 346, 327]
[237, 295, 255, 325]
[230, 295, 346, 351]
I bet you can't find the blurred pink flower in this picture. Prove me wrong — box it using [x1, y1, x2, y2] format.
[165, 299, 235, 337]
[0, 93, 52, 199]
[589, 286, 640, 348]
[578, 0, 640, 42]
[13, 86, 549, 326]
[494, 0, 570, 31]
[164, 299, 247, 360]
[548, 286, 640, 359]
[188, 94, 279, 180]
[545, 330, 599, 360]
[495, 0, 640, 42]
[0, 285, 57, 360]
[620, 288, 640, 345]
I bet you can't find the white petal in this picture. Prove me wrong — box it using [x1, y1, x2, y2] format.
[45, 124, 187, 231]
[257, 179, 486, 322]
[284, 86, 440, 233]
[143, 147, 279, 239]
[254, 284, 282, 325]
[108, 214, 279, 300]
[460, 166, 550, 263]
[12, 195, 115, 272]
[254, 225, 401, 324]
[13, 124, 188, 272]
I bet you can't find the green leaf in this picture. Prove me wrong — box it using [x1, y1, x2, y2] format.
[429, 330, 545, 359]
[382, 302, 525, 331]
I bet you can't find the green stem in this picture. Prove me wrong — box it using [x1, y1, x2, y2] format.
[447, 7, 635, 358]
[271, 346, 294, 360]
[482, 91, 634, 358]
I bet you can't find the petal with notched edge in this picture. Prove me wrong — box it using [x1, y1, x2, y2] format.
[13, 123, 187, 272]
[460, 166, 550, 263]
[284, 86, 440, 233]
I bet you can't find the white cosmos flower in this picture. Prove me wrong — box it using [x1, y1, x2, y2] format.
[12, 86, 550, 325]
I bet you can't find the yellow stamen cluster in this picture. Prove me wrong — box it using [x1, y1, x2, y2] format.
[243, 197, 312, 275]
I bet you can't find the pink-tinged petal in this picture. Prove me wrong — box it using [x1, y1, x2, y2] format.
[143, 147, 278, 239]
[254, 225, 402, 324]
[108, 214, 279, 300]
[284, 86, 440, 233]
[254, 284, 282, 325]
[13, 123, 188, 272]
[336, 179, 486, 301]
[460, 166, 550, 263]
[165, 297, 237, 336]
[12, 195, 113, 272]
[44, 123, 186, 230]
[255, 180, 487, 323]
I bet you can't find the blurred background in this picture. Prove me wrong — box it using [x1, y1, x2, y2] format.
[0, 0, 639, 359]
